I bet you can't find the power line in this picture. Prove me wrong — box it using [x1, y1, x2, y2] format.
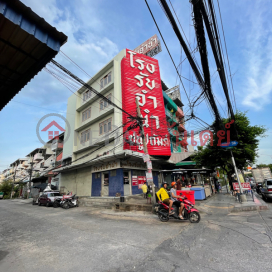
[144, 0, 192, 104]
[50, 59, 135, 119]
[216, 0, 237, 113]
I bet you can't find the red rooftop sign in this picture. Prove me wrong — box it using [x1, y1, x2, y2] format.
[133, 34, 162, 58]
[121, 49, 171, 156]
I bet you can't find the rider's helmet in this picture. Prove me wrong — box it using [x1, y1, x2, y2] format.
[171, 181, 176, 187]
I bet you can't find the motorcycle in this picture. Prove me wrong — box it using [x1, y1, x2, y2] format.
[156, 196, 201, 223]
[61, 194, 79, 209]
[256, 183, 262, 195]
[53, 193, 79, 209]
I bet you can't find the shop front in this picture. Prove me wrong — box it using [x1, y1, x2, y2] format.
[91, 158, 160, 197]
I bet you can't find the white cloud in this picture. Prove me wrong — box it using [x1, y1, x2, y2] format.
[19, 0, 120, 105]
[240, 1, 272, 110]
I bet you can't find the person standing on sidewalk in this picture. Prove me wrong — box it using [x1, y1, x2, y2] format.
[141, 182, 148, 198]
[176, 178, 181, 190]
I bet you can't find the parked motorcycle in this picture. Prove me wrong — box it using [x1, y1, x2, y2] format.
[62, 194, 79, 209]
[256, 182, 263, 195]
[53, 193, 78, 209]
[156, 196, 201, 223]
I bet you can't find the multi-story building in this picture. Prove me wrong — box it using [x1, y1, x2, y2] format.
[58, 49, 188, 197]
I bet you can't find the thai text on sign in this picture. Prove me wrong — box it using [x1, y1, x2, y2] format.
[233, 182, 251, 190]
[121, 49, 171, 156]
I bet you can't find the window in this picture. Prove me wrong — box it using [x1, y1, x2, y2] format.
[100, 94, 112, 111]
[83, 89, 92, 102]
[95, 173, 100, 179]
[267, 180, 272, 186]
[82, 107, 91, 122]
[99, 118, 112, 135]
[100, 72, 112, 89]
[80, 129, 90, 144]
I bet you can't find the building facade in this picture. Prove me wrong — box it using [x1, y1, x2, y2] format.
[58, 49, 187, 197]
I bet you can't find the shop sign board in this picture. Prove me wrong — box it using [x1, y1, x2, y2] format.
[143, 153, 150, 163]
[146, 170, 153, 183]
[132, 176, 138, 186]
[92, 160, 120, 173]
[138, 176, 146, 189]
[133, 34, 162, 58]
[233, 182, 251, 190]
[120, 159, 161, 170]
[146, 160, 152, 170]
[121, 49, 171, 156]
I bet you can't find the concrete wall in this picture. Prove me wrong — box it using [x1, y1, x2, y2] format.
[59, 166, 92, 196]
[63, 94, 77, 160]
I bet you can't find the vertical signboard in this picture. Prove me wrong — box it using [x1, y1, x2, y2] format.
[121, 49, 171, 156]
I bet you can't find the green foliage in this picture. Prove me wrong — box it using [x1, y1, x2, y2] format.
[0, 180, 13, 197]
[193, 111, 267, 178]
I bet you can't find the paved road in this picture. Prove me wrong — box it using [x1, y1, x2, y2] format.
[1, 198, 272, 272]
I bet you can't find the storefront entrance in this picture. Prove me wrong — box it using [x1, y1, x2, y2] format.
[101, 172, 109, 196]
[123, 170, 131, 196]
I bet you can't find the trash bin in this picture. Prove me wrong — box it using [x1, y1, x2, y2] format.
[177, 190, 195, 205]
[190, 187, 205, 200]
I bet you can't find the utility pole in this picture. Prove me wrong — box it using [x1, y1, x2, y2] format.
[28, 156, 34, 199]
[135, 98, 156, 206]
[11, 164, 17, 199]
[230, 150, 244, 197]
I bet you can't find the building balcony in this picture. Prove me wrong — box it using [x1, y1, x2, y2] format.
[76, 81, 114, 112]
[178, 124, 185, 132]
[176, 107, 184, 118]
[75, 107, 114, 132]
[51, 141, 63, 151]
[22, 161, 29, 167]
[34, 153, 44, 161]
[43, 155, 55, 168]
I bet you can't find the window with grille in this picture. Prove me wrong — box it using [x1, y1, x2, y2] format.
[99, 94, 112, 111]
[83, 89, 92, 102]
[82, 107, 91, 122]
[100, 72, 112, 89]
[99, 118, 112, 135]
[80, 129, 90, 144]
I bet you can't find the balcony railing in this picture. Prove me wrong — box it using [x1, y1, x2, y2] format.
[44, 155, 55, 168]
[34, 153, 44, 161]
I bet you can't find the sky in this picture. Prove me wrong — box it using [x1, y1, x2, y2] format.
[0, 0, 272, 171]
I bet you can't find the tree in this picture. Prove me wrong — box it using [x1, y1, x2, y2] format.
[0, 179, 13, 198]
[193, 111, 266, 180]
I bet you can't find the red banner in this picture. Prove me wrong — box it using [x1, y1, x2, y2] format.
[233, 182, 251, 190]
[121, 49, 171, 156]
[138, 176, 146, 189]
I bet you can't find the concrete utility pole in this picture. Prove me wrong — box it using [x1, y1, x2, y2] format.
[11, 164, 17, 199]
[28, 156, 34, 199]
[230, 150, 246, 201]
[135, 98, 156, 205]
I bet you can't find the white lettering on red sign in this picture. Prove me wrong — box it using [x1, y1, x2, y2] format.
[121, 49, 171, 156]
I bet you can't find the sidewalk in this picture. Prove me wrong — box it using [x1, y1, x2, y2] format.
[198, 191, 268, 213]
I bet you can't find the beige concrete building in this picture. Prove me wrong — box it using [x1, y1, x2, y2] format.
[58, 49, 187, 197]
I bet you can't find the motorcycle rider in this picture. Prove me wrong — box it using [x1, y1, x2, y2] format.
[156, 182, 174, 215]
[170, 182, 185, 219]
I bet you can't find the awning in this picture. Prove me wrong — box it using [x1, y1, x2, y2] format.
[0, 0, 67, 110]
[176, 161, 196, 166]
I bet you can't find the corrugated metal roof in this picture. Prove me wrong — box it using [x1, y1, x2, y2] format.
[0, 0, 67, 110]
